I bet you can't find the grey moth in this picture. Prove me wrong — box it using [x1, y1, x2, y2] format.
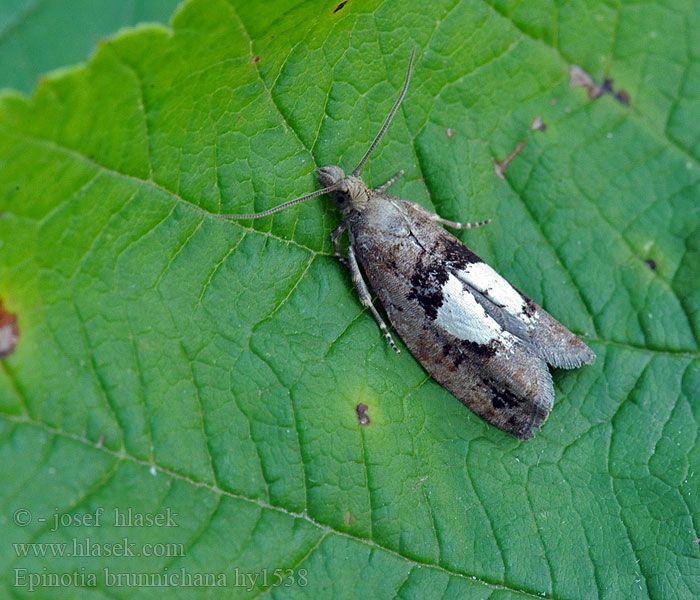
[217, 49, 595, 439]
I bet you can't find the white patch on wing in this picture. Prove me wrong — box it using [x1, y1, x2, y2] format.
[456, 262, 537, 324]
[435, 274, 503, 344]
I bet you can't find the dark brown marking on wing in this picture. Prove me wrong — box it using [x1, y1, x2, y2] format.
[440, 237, 482, 270]
[408, 268, 447, 320]
[486, 378, 523, 409]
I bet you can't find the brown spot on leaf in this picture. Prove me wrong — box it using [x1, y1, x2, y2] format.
[355, 403, 370, 426]
[494, 139, 526, 179]
[251, 55, 260, 65]
[569, 65, 602, 99]
[0, 301, 19, 357]
[531, 115, 547, 132]
[237, 115, 243, 122]
[569, 65, 630, 105]
[446, 127, 454, 138]
[333, 1, 348, 12]
[644, 259, 657, 270]
[345, 512, 354, 525]
[615, 90, 630, 105]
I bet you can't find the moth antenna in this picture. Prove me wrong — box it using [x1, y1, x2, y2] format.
[213, 182, 342, 220]
[352, 47, 417, 177]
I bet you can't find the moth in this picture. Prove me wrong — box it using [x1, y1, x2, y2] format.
[217, 49, 595, 439]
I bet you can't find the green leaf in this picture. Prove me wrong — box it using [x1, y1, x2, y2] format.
[1, 0, 699, 598]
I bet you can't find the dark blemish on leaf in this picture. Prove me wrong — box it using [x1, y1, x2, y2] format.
[615, 90, 630, 105]
[355, 403, 370, 426]
[237, 115, 243, 122]
[531, 115, 547, 132]
[333, 1, 348, 13]
[0, 301, 19, 357]
[251, 55, 260, 65]
[644, 259, 657, 270]
[569, 66, 631, 106]
[96, 434, 105, 448]
[345, 512, 354, 525]
[494, 139, 526, 179]
[446, 127, 454, 138]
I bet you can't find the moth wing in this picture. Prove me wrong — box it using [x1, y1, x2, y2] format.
[450, 262, 596, 369]
[350, 195, 556, 438]
[401, 198, 595, 368]
[387, 297, 555, 439]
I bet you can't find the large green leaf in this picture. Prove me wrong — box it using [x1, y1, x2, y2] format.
[1, 0, 699, 598]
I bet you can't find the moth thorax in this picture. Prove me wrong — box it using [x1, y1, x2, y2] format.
[343, 177, 370, 213]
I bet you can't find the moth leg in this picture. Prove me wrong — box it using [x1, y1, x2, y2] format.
[374, 169, 405, 193]
[407, 200, 491, 229]
[331, 221, 349, 266]
[431, 214, 492, 229]
[347, 245, 400, 354]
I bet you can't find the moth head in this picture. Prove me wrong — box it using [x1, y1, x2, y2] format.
[317, 166, 370, 214]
